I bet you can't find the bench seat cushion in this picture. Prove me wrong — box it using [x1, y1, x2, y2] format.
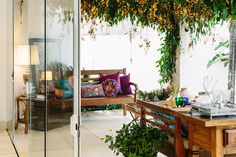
[81, 83, 105, 97]
[81, 95, 135, 106]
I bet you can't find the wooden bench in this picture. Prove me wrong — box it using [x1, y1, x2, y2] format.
[81, 68, 139, 115]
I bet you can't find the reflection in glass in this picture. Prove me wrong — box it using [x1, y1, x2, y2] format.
[13, 0, 77, 157]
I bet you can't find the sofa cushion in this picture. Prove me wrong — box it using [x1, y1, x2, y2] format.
[102, 79, 120, 97]
[81, 83, 105, 98]
[99, 72, 122, 94]
[55, 80, 73, 98]
[120, 74, 132, 95]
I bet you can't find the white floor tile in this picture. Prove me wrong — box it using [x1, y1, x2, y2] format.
[0, 154, 18, 157]
[0, 132, 16, 155]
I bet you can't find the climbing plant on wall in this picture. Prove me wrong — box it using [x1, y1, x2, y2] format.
[81, 0, 236, 84]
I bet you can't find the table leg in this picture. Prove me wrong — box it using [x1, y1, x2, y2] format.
[123, 104, 127, 116]
[210, 127, 224, 157]
[15, 100, 19, 130]
[174, 117, 185, 157]
[187, 124, 200, 157]
[24, 101, 29, 134]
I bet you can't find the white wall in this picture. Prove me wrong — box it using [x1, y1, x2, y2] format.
[0, 0, 11, 128]
[179, 23, 230, 97]
[81, 22, 230, 95]
[81, 28, 162, 91]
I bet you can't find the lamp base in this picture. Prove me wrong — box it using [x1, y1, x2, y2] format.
[23, 73, 29, 84]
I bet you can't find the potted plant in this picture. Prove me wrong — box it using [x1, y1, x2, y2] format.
[139, 89, 169, 102]
[105, 122, 169, 157]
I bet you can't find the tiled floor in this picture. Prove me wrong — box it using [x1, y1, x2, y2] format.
[1, 110, 166, 157]
[0, 131, 17, 157]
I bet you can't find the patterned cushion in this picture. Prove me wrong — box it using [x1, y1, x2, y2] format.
[81, 83, 105, 97]
[102, 79, 120, 97]
[99, 72, 122, 94]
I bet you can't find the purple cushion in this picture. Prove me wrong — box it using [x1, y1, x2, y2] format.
[99, 72, 122, 94]
[81, 83, 105, 97]
[102, 79, 120, 97]
[120, 74, 132, 95]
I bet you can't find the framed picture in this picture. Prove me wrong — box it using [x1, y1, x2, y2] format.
[28, 38, 61, 93]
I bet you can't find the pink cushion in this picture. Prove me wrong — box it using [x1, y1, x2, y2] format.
[99, 72, 122, 94]
[120, 74, 132, 95]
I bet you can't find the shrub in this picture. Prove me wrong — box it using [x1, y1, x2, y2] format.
[105, 122, 169, 157]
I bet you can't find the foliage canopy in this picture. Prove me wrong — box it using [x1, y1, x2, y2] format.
[81, 0, 236, 83]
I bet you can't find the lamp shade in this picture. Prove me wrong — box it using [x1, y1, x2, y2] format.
[30, 45, 40, 65]
[15, 45, 39, 65]
[41, 71, 53, 81]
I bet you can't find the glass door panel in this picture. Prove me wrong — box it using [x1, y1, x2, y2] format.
[45, 0, 76, 156]
[13, 0, 45, 156]
[13, 0, 79, 156]
[28, 1, 45, 157]
[45, 0, 79, 157]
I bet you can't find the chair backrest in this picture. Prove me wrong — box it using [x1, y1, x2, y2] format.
[81, 68, 126, 82]
[136, 100, 178, 135]
[136, 99, 185, 157]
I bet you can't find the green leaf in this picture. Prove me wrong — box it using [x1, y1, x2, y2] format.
[224, 61, 229, 67]
[214, 41, 229, 51]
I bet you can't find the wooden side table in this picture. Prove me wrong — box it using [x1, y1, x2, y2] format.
[15, 96, 30, 134]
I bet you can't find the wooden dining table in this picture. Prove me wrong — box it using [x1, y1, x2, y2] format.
[173, 109, 236, 157]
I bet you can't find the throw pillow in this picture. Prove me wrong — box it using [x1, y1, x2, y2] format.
[102, 79, 120, 97]
[99, 72, 122, 94]
[81, 83, 105, 97]
[55, 80, 73, 98]
[120, 74, 132, 95]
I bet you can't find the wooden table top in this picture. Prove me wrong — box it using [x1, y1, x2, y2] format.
[173, 108, 236, 127]
[152, 102, 236, 128]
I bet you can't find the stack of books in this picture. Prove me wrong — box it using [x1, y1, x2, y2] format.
[36, 94, 45, 99]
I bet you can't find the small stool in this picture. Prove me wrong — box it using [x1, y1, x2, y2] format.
[15, 96, 29, 134]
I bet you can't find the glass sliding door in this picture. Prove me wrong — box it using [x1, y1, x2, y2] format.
[13, 0, 46, 156]
[44, 0, 79, 156]
[13, 0, 79, 156]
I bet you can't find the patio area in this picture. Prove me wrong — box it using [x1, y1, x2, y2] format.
[1, 1, 236, 157]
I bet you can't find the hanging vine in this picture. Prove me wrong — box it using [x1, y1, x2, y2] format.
[81, 0, 236, 84]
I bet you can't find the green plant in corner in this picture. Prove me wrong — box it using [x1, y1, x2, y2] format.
[105, 122, 169, 157]
[207, 40, 229, 68]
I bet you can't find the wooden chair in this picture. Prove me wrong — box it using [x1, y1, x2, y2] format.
[135, 100, 186, 157]
[128, 100, 211, 157]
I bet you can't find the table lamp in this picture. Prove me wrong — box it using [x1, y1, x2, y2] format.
[16, 45, 39, 82]
[16, 45, 39, 95]
[40, 71, 53, 93]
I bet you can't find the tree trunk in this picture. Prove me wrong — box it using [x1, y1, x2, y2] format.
[228, 20, 236, 103]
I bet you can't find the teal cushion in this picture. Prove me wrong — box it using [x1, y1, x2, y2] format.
[56, 80, 73, 98]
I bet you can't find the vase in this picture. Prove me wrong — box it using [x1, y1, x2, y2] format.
[166, 95, 176, 107]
